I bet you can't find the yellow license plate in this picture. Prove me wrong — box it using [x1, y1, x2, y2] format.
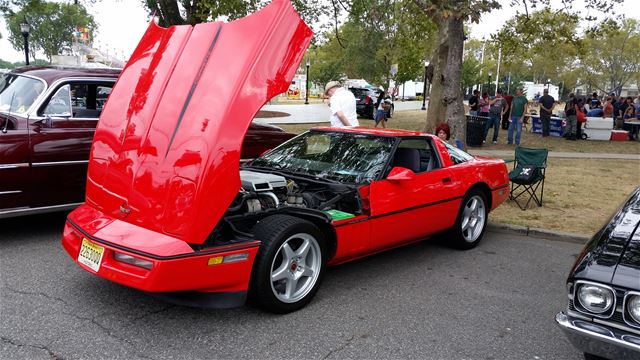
[78, 238, 105, 272]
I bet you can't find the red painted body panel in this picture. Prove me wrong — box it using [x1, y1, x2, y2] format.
[85, 0, 312, 245]
[63, 210, 258, 293]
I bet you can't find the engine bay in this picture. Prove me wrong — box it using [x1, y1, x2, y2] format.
[200, 170, 363, 248]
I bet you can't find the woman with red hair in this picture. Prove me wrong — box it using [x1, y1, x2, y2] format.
[435, 123, 450, 141]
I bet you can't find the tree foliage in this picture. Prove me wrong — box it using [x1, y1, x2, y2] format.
[579, 18, 640, 96]
[2, 0, 96, 62]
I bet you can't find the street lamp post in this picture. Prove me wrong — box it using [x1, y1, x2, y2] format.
[421, 60, 429, 111]
[304, 58, 310, 105]
[19, 18, 30, 66]
[487, 73, 492, 95]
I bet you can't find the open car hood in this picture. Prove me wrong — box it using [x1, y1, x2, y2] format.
[85, 0, 312, 244]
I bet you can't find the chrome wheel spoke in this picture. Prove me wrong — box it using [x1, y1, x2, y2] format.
[285, 277, 298, 299]
[296, 238, 311, 259]
[271, 264, 288, 282]
[301, 266, 314, 278]
[281, 243, 295, 263]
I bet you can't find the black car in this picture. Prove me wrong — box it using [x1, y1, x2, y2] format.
[348, 87, 394, 119]
[556, 187, 640, 360]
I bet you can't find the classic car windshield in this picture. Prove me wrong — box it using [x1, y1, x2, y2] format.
[251, 131, 394, 183]
[0, 74, 45, 114]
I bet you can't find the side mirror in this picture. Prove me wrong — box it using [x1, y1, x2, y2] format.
[387, 167, 415, 182]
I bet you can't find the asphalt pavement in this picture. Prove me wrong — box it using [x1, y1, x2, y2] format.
[1, 212, 583, 360]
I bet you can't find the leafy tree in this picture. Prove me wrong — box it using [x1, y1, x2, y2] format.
[578, 18, 640, 96]
[3, 0, 96, 62]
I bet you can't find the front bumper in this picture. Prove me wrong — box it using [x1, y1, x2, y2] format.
[555, 312, 640, 359]
[62, 205, 260, 306]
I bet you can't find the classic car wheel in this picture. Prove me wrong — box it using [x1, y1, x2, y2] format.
[450, 189, 488, 249]
[250, 215, 326, 313]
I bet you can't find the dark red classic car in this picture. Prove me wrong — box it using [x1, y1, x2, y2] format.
[61, 0, 509, 313]
[0, 66, 295, 218]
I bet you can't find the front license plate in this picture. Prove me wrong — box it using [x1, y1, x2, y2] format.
[78, 238, 104, 272]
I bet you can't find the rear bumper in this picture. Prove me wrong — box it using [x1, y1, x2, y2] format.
[555, 312, 640, 359]
[62, 206, 259, 302]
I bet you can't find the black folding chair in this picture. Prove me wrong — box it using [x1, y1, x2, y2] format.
[509, 146, 548, 210]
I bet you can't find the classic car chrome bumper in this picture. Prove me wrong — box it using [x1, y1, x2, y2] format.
[556, 312, 640, 359]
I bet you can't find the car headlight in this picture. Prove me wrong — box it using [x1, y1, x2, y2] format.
[577, 284, 614, 314]
[628, 296, 640, 323]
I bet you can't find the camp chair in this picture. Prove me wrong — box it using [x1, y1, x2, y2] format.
[509, 146, 548, 210]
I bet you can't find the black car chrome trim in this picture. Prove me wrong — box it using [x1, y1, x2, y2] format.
[594, 317, 640, 336]
[623, 291, 640, 329]
[573, 280, 617, 319]
[32, 160, 89, 167]
[556, 312, 640, 356]
[166, 24, 222, 157]
[334, 195, 463, 227]
[0, 163, 29, 169]
[67, 217, 259, 261]
[0, 190, 22, 195]
[0, 203, 82, 219]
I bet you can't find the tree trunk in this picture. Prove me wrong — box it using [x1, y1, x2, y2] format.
[443, 16, 466, 147]
[423, 19, 448, 133]
[423, 15, 466, 148]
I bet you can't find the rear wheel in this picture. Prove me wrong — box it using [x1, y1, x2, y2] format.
[250, 215, 326, 313]
[448, 188, 488, 249]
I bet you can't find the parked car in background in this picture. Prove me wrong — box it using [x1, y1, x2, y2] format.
[556, 187, 640, 360]
[349, 86, 394, 119]
[0, 66, 295, 219]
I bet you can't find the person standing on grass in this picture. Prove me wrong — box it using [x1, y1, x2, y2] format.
[484, 89, 507, 144]
[373, 91, 387, 128]
[325, 81, 358, 128]
[479, 92, 490, 117]
[508, 88, 528, 146]
[469, 90, 479, 116]
[538, 88, 555, 137]
[564, 94, 578, 140]
[501, 91, 513, 130]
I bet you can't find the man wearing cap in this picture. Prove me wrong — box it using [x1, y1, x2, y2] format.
[325, 81, 358, 127]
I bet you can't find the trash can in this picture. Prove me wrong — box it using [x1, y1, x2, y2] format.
[466, 115, 488, 147]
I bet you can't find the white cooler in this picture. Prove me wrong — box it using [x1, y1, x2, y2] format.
[584, 117, 613, 140]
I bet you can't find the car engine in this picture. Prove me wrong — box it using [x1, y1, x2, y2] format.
[233, 170, 354, 214]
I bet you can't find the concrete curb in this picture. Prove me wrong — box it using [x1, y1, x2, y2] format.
[487, 222, 590, 244]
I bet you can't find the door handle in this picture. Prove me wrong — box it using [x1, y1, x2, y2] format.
[442, 177, 452, 183]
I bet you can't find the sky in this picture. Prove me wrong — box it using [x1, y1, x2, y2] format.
[0, 0, 638, 64]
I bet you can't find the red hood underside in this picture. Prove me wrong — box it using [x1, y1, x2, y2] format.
[85, 0, 313, 244]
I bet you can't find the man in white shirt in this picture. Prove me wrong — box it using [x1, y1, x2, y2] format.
[325, 81, 359, 127]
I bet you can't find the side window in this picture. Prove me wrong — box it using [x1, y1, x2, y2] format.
[42, 85, 71, 116]
[392, 138, 440, 173]
[70, 82, 114, 119]
[443, 142, 474, 165]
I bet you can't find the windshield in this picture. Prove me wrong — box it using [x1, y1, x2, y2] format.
[250, 131, 395, 183]
[0, 74, 45, 114]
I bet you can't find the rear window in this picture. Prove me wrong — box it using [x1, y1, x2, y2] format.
[349, 88, 369, 98]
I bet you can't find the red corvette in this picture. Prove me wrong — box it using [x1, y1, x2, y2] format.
[62, 0, 510, 313]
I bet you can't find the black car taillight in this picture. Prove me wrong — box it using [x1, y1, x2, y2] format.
[365, 96, 371, 105]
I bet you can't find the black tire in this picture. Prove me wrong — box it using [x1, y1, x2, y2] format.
[249, 215, 326, 313]
[447, 188, 489, 250]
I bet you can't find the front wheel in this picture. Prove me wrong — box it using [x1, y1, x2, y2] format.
[249, 215, 326, 313]
[448, 189, 488, 250]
